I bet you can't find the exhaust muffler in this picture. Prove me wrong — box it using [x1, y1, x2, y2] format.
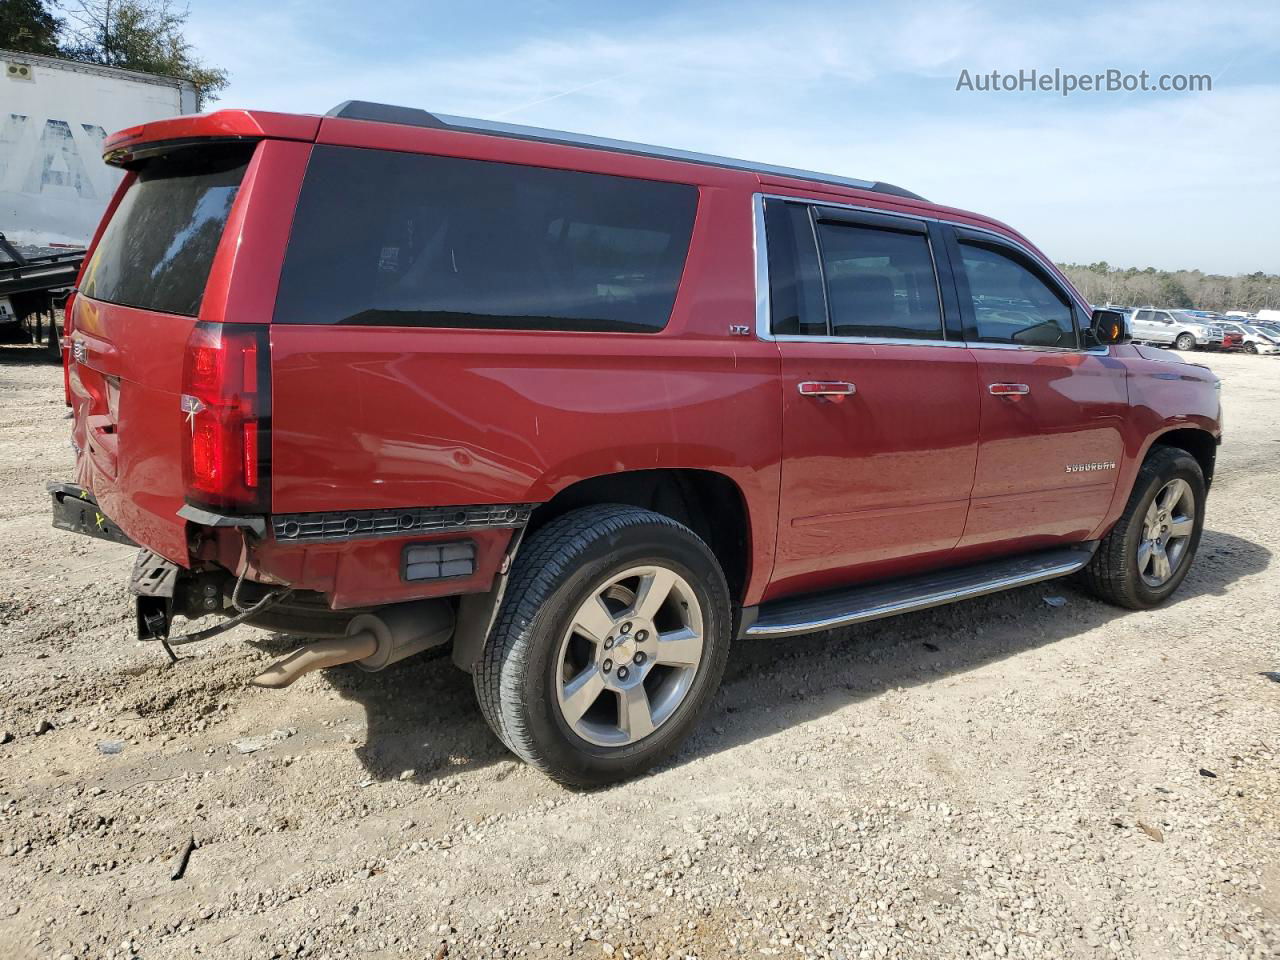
[250, 599, 454, 689]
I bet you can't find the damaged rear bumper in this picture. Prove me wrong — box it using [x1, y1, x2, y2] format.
[48, 482, 136, 547]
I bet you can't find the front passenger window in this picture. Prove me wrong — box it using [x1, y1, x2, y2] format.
[959, 243, 1077, 348]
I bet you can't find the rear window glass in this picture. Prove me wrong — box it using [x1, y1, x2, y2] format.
[81, 144, 253, 316]
[273, 146, 698, 332]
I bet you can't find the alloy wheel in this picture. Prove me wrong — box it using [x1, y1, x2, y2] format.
[1138, 478, 1195, 587]
[554, 565, 704, 747]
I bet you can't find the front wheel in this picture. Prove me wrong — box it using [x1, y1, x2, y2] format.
[1081, 447, 1205, 609]
[1245, 341, 1258, 354]
[474, 505, 731, 787]
[1174, 333, 1196, 351]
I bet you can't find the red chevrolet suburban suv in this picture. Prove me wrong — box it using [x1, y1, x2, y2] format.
[52, 101, 1221, 786]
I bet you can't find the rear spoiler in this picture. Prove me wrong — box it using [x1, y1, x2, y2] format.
[103, 110, 321, 166]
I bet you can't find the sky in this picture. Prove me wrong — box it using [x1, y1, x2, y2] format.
[184, 0, 1280, 275]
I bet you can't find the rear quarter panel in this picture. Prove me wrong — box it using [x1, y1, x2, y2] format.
[268, 179, 783, 605]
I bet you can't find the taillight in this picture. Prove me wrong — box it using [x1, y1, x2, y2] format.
[62, 292, 76, 407]
[180, 322, 271, 513]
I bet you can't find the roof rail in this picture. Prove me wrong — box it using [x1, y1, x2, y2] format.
[326, 101, 925, 201]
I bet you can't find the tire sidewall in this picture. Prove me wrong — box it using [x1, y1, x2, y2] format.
[1175, 334, 1195, 351]
[507, 520, 730, 785]
[1122, 455, 1206, 605]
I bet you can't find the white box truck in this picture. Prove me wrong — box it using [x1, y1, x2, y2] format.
[0, 49, 198, 352]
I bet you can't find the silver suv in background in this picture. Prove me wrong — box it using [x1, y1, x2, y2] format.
[1130, 308, 1226, 351]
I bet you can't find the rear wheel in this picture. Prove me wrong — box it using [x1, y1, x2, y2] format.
[1081, 447, 1205, 609]
[474, 505, 731, 787]
[1174, 333, 1196, 351]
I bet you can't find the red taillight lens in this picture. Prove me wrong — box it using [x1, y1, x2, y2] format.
[62, 292, 76, 408]
[180, 322, 270, 513]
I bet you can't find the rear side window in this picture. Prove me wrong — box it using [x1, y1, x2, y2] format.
[816, 222, 942, 340]
[958, 242, 1077, 348]
[273, 146, 698, 332]
[81, 144, 253, 316]
[764, 199, 827, 337]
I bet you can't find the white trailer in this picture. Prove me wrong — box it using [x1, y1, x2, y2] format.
[0, 49, 197, 349]
[1, 49, 198, 251]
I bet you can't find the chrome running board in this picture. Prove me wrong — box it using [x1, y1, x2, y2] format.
[741, 543, 1097, 640]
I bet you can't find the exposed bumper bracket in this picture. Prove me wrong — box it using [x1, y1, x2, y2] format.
[48, 482, 137, 547]
[178, 503, 267, 537]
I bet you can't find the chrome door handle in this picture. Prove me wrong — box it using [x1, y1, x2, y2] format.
[989, 382, 1030, 396]
[798, 381, 856, 403]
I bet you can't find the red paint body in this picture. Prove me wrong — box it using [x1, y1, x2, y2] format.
[66, 110, 1222, 612]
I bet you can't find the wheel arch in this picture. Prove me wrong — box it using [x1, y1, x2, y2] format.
[1150, 426, 1218, 489]
[527, 468, 753, 606]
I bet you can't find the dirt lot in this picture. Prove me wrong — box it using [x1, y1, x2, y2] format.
[0, 346, 1276, 960]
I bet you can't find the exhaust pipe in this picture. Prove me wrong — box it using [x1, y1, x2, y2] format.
[250, 599, 454, 689]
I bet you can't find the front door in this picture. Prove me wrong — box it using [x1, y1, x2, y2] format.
[761, 198, 980, 599]
[945, 228, 1127, 550]
[1132, 308, 1175, 344]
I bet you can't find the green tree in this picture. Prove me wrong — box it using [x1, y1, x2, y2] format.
[60, 0, 227, 107]
[1, 0, 63, 55]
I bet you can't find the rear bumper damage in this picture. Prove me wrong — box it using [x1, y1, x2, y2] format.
[49, 480, 512, 681]
[48, 483, 137, 547]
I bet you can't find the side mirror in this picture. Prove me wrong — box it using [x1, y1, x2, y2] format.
[1089, 308, 1130, 346]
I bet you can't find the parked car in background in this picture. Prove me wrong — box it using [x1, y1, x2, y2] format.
[51, 101, 1222, 786]
[1129, 308, 1226, 351]
[1220, 321, 1280, 354]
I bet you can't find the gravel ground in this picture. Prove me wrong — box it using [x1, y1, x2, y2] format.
[0, 344, 1276, 960]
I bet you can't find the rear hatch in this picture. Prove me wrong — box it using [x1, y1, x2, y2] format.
[69, 142, 258, 564]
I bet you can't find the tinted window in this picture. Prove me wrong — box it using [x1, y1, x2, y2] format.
[764, 200, 826, 336]
[81, 144, 252, 316]
[273, 146, 697, 332]
[1134, 310, 1155, 323]
[817, 223, 941, 339]
[959, 243, 1076, 348]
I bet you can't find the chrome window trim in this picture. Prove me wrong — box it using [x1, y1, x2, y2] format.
[752, 193, 771, 340]
[771, 334, 966, 347]
[752, 191, 1098, 352]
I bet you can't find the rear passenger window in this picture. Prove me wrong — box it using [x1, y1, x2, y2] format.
[816, 223, 942, 340]
[273, 146, 697, 332]
[764, 200, 827, 337]
[958, 242, 1077, 348]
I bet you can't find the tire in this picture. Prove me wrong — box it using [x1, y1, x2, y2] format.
[1173, 333, 1196, 351]
[1080, 446, 1206, 610]
[1245, 341, 1258, 355]
[474, 505, 732, 787]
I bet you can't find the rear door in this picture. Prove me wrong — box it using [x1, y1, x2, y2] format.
[763, 198, 980, 599]
[943, 227, 1127, 550]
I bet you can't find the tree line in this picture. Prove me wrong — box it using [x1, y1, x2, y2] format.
[1, 0, 226, 107]
[1057, 262, 1279, 313]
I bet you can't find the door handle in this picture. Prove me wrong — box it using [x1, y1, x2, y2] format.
[988, 383, 1030, 397]
[798, 381, 856, 403]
